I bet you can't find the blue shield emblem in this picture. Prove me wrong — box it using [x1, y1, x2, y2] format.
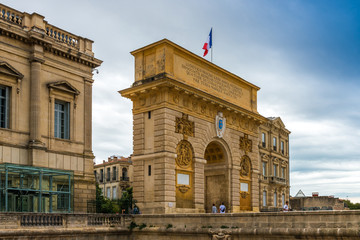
[219, 119, 223, 129]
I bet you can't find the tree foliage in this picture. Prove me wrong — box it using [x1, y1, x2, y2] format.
[95, 184, 136, 214]
[95, 183, 118, 213]
[343, 200, 360, 210]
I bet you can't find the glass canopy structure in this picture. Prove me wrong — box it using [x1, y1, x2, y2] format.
[0, 163, 73, 213]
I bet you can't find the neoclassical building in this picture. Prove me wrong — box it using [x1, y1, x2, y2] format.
[120, 39, 290, 214]
[0, 4, 101, 212]
[94, 156, 133, 200]
[259, 117, 290, 211]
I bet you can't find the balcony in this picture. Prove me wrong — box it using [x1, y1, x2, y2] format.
[269, 176, 286, 185]
[120, 176, 129, 181]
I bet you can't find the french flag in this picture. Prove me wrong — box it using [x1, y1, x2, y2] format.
[202, 28, 212, 57]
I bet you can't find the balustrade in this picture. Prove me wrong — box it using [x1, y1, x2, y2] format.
[45, 24, 79, 48]
[0, 5, 23, 26]
[20, 214, 63, 226]
[87, 215, 122, 226]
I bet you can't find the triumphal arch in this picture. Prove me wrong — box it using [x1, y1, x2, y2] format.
[120, 39, 274, 214]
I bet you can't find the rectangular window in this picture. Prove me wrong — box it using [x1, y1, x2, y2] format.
[148, 111, 151, 119]
[0, 85, 10, 129]
[148, 165, 151, 176]
[273, 137, 277, 151]
[274, 192, 277, 207]
[106, 168, 110, 181]
[112, 186, 117, 200]
[112, 166, 117, 180]
[273, 164, 277, 177]
[263, 191, 267, 207]
[57, 185, 70, 210]
[106, 187, 111, 199]
[281, 167, 285, 178]
[100, 169, 104, 182]
[54, 100, 70, 139]
[261, 132, 266, 147]
[281, 141, 284, 154]
[262, 162, 267, 176]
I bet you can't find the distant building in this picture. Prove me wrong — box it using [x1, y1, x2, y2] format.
[290, 191, 345, 211]
[94, 156, 133, 200]
[0, 3, 101, 212]
[259, 117, 291, 211]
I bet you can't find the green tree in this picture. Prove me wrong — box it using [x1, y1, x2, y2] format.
[343, 200, 360, 210]
[95, 183, 117, 213]
[118, 187, 137, 214]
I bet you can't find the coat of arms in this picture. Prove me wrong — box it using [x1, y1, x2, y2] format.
[215, 112, 226, 138]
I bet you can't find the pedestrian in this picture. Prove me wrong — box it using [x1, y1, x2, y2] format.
[283, 201, 289, 212]
[212, 203, 217, 213]
[219, 202, 226, 213]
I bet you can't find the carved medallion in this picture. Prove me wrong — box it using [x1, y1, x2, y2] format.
[240, 155, 251, 177]
[175, 114, 194, 138]
[240, 134, 252, 153]
[175, 140, 193, 168]
[215, 112, 226, 138]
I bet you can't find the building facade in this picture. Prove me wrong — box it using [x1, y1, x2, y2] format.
[0, 4, 101, 212]
[259, 117, 290, 211]
[120, 39, 290, 214]
[94, 156, 133, 200]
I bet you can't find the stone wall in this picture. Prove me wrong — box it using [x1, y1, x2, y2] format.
[0, 211, 359, 239]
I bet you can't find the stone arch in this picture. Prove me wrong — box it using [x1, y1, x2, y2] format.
[203, 138, 232, 213]
[240, 155, 252, 211]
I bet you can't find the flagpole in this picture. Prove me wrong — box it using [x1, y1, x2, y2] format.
[211, 27, 213, 63]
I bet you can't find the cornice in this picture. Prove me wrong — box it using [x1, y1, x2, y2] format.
[0, 22, 102, 68]
[120, 74, 266, 123]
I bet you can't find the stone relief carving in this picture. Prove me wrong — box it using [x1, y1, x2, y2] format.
[175, 140, 193, 168]
[240, 155, 251, 177]
[173, 93, 179, 104]
[240, 192, 248, 199]
[150, 94, 157, 104]
[201, 104, 207, 114]
[209, 230, 231, 240]
[240, 134, 252, 153]
[178, 185, 190, 193]
[175, 113, 194, 138]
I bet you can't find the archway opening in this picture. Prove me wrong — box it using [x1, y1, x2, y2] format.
[204, 141, 228, 213]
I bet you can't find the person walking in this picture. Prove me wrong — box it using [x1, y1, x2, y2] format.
[219, 202, 226, 213]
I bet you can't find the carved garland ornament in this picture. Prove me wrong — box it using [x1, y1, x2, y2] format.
[175, 140, 193, 168]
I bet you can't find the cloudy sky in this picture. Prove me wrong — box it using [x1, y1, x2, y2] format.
[4, 0, 360, 202]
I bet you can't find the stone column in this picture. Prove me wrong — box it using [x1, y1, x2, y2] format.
[29, 59, 43, 145]
[193, 157, 205, 213]
[83, 78, 94, 158]
[29, 45, 46, 167]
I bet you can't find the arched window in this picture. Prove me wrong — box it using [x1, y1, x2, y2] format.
[122, 167, 128, 180]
